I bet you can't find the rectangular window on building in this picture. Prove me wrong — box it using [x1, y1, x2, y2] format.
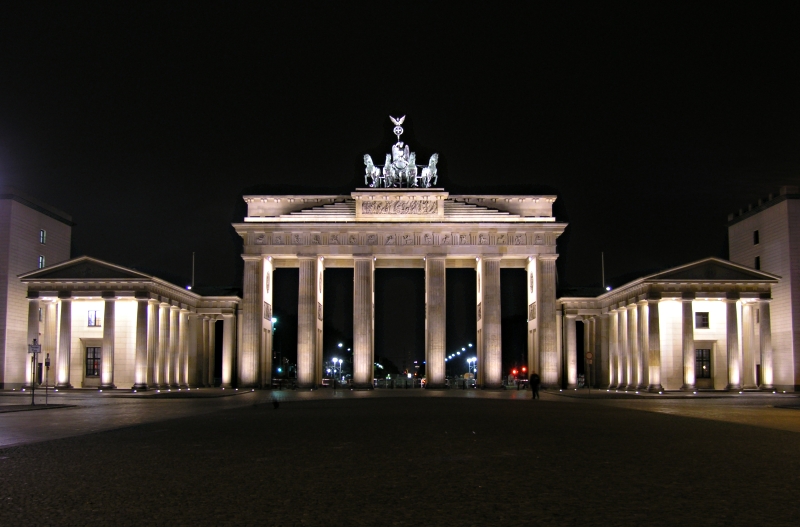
[755, 256, 761, 270]
[695, 349, 711, 379]
[38, 255, 45, 268]
[39, 229, 46, 244]
[753, 230, 759, 245]
[695, 312, 709, 329]
[85, 347, 101, 377]
[88, 310, 101, 327]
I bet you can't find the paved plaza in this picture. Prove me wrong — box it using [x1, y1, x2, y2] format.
[1, 388, 799, 526]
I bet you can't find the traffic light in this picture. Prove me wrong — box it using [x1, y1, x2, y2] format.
[511, 368, 518, 376]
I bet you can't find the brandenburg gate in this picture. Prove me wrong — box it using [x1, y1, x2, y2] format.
[233, 118, 567, 389]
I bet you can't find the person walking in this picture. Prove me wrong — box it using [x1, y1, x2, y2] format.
[530, 372, 541, 400]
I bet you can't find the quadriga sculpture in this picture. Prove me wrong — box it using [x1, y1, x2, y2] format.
[421, 153, 438, 187]
[363, 154, 382, 187]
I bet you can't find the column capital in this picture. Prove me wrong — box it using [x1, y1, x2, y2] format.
[538, 254, 559, 262]
[27, 291, 40, 299]
[102, 291, 116, 299]
[58, 291, 72, 299]
[681, 291, 695, 301]
[725, 291, 740, 300]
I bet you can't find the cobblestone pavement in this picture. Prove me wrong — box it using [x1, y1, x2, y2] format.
[1, 388, 798, 526]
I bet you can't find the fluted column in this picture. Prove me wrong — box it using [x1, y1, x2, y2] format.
[168, 306, 179, 387]
[599, 313, 610, 388]
[565, 314, 577, 388]
[538, 255, 558, 387]
[608, 310, 618, 388]
[133, 295, 149, 389]
[240, 256, 262, 388]
[475, 257, 484, 386]
[207, 317, 216, 386]
[353, 257, 374, 389]
[759, 299, 774, 389]
[187, 314, 201, 387]
[525, 256, 538, 379]
[221, 314, 236, 388]
[297, 257, 318, 389]
[43, 302, 57, 387]
[146, 300, 159, 388]
[741, 303, 757, 389]
[681, 295, 696, 391]
[583, 319, 591, 387]
[179, 309, 189, 388]
[315, 257, 325, 387]
[156, 303, 169, 388]
[627, 305, 638, 389]
[726, 298, 742, 390]
[425, 256, 447, 388]
[56, 293, 72, 388]
[637, 301, 649, 389]
[482, 258, 502, 389]
[261, 257, 274, 389]
[101, 293, 116, 389]
[618, 307, 628, 389]
[647, 297, 663, 392]
[25, 294, 40, 387]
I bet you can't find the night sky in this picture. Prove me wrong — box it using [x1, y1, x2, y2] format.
[2, 4, 799, 371]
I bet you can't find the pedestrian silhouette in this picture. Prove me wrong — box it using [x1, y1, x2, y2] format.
[530, 372, 541, 400]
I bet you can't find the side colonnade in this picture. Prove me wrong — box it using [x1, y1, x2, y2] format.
[558, 258, 778, 392]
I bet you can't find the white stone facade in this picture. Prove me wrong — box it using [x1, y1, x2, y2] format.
[559, 258, 779, 391]
[20, 257, 240, 390]
[234, 189, 567, 389]
[728, 186, 800, 390]
[0, 188, 71, 388]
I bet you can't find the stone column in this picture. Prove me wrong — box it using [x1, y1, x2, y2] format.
[618, 307, 628, 389]
[475, 257, 484, 387]
[315, 257, 325, 387]
[261, 257, 274, 389]
[608, 310, 618, 388]
[297, 257, 318, 389]
[156, 303, 169, 388]
[538, 255, 558, 387]
[647, 297, 663, 392]
[425, 257, 447, 388]
[221, 314, 236, 388]
[146, 300, 159, 388]
[565, 314, 577, 388]
[726, 298, 742, 390]
[583, 318, 591, 388]
[100, 293, 116, 389]
[637, 301, 649, 389]
[240, 256, 262, 388]
[179, 309, 189, 388]
[25, 294, 40, 387]
[599, 313, 610, 388]
[525, 256, 538, 379]
[627, 305, 638, 389]
[44, 302, 57, 387]
[207, 317, 216, 386]
[741, 303, 757, 389]
[681, 295, 696, 391]
[481, 258, 502, 389]
[186, 314, 200, 387]
[759, 299, 774, 389]
[169, 306, 180, 388]
[133, 295, 149, 390]
[353, 257, 374, 389]
[56, 292, 72, 388]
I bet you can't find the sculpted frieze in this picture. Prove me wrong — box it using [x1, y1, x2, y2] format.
[361, 200, 438, 215]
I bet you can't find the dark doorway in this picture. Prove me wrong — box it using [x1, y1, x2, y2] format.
[375, 269, 425, 374]
[323, 268, 354, 376]
[446, 268, 477, 378]
[500, 269, 527, 377]
[273, 268, 299, 380]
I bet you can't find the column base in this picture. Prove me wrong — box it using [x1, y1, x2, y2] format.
[221, 383, 233, 389]
[681, 384, 696, 391]
[647, 384, 664, 393]
[726, 383, 742, 391]
[742, 384, 759, 390]
[760, 384, 775, 391]
[132, 383, 149, 390]
[567, 383, 578, 389]
[179, 384, 189, 389]
[100, 383, 116, 389]
[55, 383, 73, 389]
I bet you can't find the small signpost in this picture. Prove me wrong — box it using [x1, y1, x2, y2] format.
[45, 352, 51, 406]
[28, 339, 41, 406]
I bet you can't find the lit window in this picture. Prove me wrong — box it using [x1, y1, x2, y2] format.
[88, 310, 101, 327]
[40, 229, 47, 244]
[755, 256, 760, 270]
[695, 312, 709, 329]
[38, 255, 45, 269]
[85, 347, 101, 377]
[695, 349, 711, 379]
